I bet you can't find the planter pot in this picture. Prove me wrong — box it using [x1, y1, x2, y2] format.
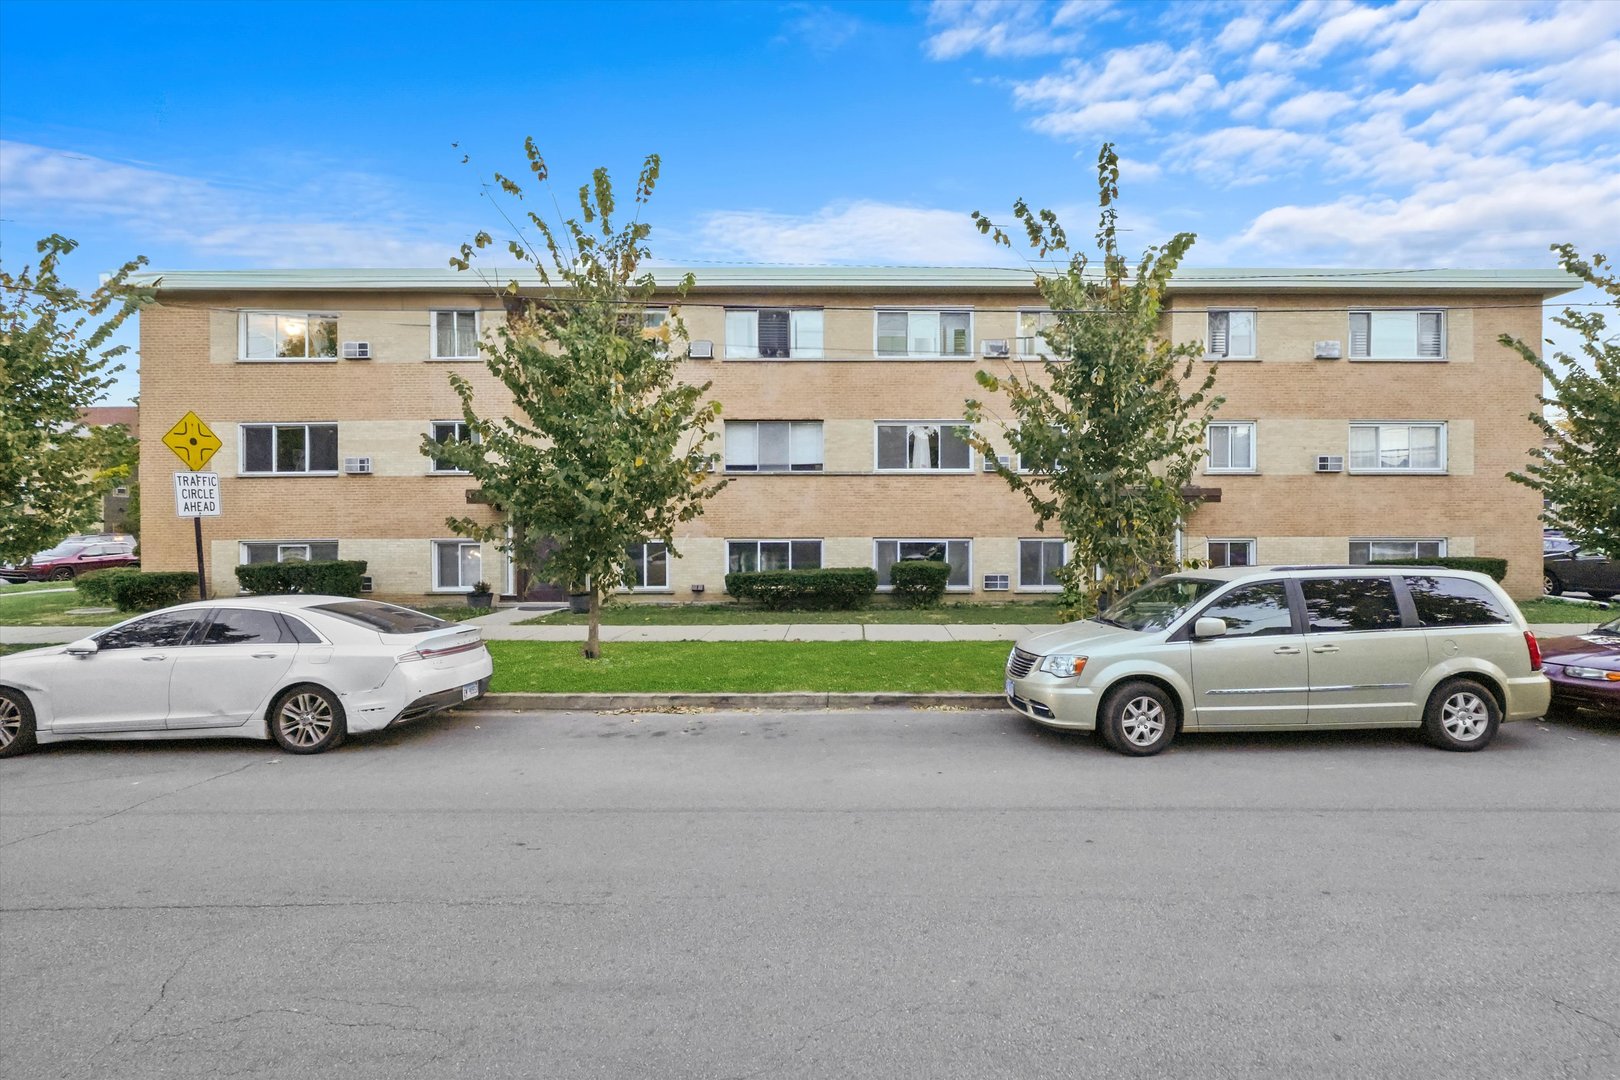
[568, 593, 591, 615]
[467, 591, 493, 609]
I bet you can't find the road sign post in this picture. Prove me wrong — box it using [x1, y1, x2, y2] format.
[164, 413, 223, 600]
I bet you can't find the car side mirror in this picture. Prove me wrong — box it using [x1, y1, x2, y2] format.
[1193, 617, 1228, 639]
[64, 638, 99, 657]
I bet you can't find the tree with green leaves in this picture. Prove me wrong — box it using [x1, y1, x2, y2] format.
[1501, 244, 1619, 558]
[0, 236, 148, 563]
[965, 144, 1223, 618]
[429, 141, 726, 658]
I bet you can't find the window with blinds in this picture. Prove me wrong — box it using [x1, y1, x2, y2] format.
[1348, 310, 1445, 359]
[1206, 310, 1256, 359]
[724, 309, 823, 359]
[1207, 422, 1257, 472]
[875, 310, 972, 357]
[1348, 423, 1447, 472]
[724, 421, 824, 472]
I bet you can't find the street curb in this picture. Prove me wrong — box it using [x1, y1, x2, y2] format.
[467, 691, 1008, 712]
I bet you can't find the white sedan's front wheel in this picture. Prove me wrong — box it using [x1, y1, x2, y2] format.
[269, 685, 346, 755]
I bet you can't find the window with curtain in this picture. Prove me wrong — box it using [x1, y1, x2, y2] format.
[875, 310, 972, 357]
[432, 310, 479, 359]
[1348, 423, 1445, 472]
[1207, 422, 1257, 472]
[724, 421, 823, 472]
[724, 309, 823, 358]
[875, 422, 972, 471]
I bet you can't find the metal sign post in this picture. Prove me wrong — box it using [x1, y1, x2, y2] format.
[163, 412, 223, 600]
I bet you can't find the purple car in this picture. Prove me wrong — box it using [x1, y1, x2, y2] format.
[1540, 615, 1620, 717]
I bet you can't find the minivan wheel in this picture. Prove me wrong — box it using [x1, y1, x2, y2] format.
[1100, 681, 1177, 757]
[269, 685, 346, 754]
[1422, 678, 1501, 752]
[0, 688, 38, 758]
[1543, 571, 1563, 596]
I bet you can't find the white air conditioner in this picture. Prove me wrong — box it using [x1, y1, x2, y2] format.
[342, 341, 371, 359]
[982, 339, 1010, 358]
[982, 454, 1011, 473]
[687, 340, 714, 360]
[1315, 455, 1344, 473]
[360, 575, 374, 593]
[1314, 340, 1342, 360]
[344, 456, 373, 475]
[984, 574, 1010, 591]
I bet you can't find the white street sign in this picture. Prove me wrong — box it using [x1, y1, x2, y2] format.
[174, 471, 222, 517]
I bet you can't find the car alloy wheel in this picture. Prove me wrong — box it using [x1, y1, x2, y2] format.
[270, 687, 345, 754]
[0, 696, 22, 750]
[1440, 691, 1491, 743]
[1101, 680, 1177, 756]
[1422, 677, 1500, 752]
[1120, 696, 1167, 747]
[1543, 572, 1563, 596]
[0, 689, 36, 758]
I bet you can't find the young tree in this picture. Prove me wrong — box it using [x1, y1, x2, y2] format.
[965, 145, 1222, 617]
[0, 236, 148, 562]
[429, 141, 725, 658]
[1501, 245, 1620, 557]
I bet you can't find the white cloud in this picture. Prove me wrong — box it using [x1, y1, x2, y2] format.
[924, 0, 1088, 60]
[692, 201, 1010, 265]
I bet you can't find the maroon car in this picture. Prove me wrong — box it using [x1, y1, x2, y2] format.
[0, 537, 139, 582]
[1540, 615, 1620, 717]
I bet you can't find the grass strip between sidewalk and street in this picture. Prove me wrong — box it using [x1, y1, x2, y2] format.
[520, 601, 1067, 626]
[485, 640, 1011, 694]
[0, 590, 122, 627]
[1514, 597, 1616, 624]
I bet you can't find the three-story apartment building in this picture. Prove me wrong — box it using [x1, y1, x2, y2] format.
[131, 266, 1576, 602]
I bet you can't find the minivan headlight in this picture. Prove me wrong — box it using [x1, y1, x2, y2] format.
[1038, 654, 1087, 678]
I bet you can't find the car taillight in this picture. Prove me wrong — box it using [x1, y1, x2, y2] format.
[397, 637, 484, 663]
[1524, 631, 1542, 672]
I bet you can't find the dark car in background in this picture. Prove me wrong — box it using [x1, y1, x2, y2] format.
[1542, 545, 1620, 600]
[0, 535, 139, 583]
[1540, 616, 1620, 717]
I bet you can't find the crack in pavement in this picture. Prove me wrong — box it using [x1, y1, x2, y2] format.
[1554, 997, 1620, 1034]
[68, 943, 210, 1079]
[130, 1007, 453, 1047]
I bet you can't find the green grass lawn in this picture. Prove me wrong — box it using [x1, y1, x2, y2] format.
[0, 643, 50, 658]
[520, 600, 1067, 627]
[0, 589, 123, 627]
[0, 581, 76, 595]
[486, 640, 1010, 693]
[1515, 597, 1616, 624]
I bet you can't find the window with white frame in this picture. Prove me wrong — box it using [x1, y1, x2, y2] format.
[724, 421, 823, 472]
[875, 539, 972, 589]
[1348, 422, 1446, 473]
[429, 420, 477, 473]
[431, 310, 479, 359]
[725, 309, 823, 359]
[240, 541, 339, 565]
[626, 542, 668, 589]
[240, 423, 339, 475]
[1349, 310, 1445, 360]
[727, 540, 822, 574]
[1207, 421, 1256, 472]
[1016, 311, 1058, 356]
[643, 308, 668, 331]
[1206, 539, 1255, 568]
[875, 422, 972, 471]
[241, 312, 338, 361]
[875, 310, 972, 357]
[1018, 539, 1066, 590]
[1207, 310, 1256, 359]
[432, 540, 484, 591]
[1349, 538, 1446, 564]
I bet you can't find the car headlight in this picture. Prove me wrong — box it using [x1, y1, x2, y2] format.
[1564, 665, 1620, 681]
[1038, 654, 1087, 678]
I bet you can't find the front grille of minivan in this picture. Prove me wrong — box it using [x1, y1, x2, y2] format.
[1007, 648, 1037, 679]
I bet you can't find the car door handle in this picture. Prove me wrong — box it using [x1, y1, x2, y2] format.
[1273, 646, 1301, 655]
[1311, 645, 1340, 654]
[140, 654, 168, 662]
[251, 653, 278, 659]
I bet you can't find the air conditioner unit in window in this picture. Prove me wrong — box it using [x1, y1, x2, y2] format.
[687, 340, 714, 360]
[1315, 455, 1344, 473]
[344, 456, 373, 475]
[982, 454, 1011, 473]
[982, 339, 1010, 358]
[984, 574, 1010, 591]
[1314, 340, 1342, 360]
[342, 341, 371, 359]
[360, 575, 374, 593]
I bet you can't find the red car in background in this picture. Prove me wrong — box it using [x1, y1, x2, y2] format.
[1540, 615, 1620, 718]
[0, 536, 139, 583]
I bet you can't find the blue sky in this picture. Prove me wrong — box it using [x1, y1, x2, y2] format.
[2, 0, 1617, 404]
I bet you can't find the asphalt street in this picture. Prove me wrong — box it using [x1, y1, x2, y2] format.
[2, 707, 1617, 1080]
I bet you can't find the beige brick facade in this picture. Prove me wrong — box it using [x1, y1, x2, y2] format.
[134, 268, 1571, 602]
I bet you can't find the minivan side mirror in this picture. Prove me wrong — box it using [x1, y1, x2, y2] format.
[1193, 617, 1228, 639]
[64, 638, 99, 657]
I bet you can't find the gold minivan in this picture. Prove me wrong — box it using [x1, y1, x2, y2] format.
[1005, 566, 1549, 756]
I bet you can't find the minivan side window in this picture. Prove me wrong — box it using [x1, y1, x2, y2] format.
[1301, 577, 1403, 633]
[1200, 581, 1293, 637]
[1403, 575, 1510, 627]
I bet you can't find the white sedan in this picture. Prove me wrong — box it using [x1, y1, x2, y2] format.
[0, 596, 493, 757]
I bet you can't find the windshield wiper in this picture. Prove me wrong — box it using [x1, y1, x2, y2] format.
[1092, 616, 1126, 628]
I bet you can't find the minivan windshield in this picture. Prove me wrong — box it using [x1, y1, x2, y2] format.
[1095, 576, 1222, 633]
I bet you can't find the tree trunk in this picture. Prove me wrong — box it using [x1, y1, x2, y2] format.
[584, 587, 602, 660]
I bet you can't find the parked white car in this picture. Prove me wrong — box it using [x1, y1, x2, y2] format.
[0, 596, 493, 757]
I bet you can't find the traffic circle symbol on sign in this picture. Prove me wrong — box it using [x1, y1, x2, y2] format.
[162, 411, 222, 471]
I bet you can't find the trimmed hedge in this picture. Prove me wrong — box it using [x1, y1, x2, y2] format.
[724, 567, 878, 611]
[1370, 556, 1508, 582]
[235, 559, 369, 596]
[73, 571, 199, 613]
[889, 560, 951, 607]
[74, 568, 141, 606]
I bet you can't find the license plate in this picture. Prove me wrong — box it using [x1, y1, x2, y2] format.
[1004, 678, 1015, 698]
[462, 681, 480, 702]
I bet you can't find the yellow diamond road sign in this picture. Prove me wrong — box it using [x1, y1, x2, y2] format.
[163, 411, 222, 471]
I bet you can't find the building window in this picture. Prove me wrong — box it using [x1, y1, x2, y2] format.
[725, 309, 823, 359]
[1018, 539, 1066, 590]
[239, 541, 340, 565]
[875, 310, 972, 358]
[1206, 422, 1256, 472]
[1349, 310, 1445, 360]
[1348, 538, 1447, 564]
[727, 540, 823, 574]
[1016, 311, 1058, 356]
[432, 540, 483, 591]
[1348, 423, 1446, 473]
[1206, 539, 1255, 568]
[432, 310, 480, 359]
[242, 312, 338, 361]
[875, 539, 972, 590]
[724, 421, 823, 472]
[429, 420, 477, 473]
[240, 424, 339, 475]
[1207, 310, 1256, 359]
[626, 542, 668, 590]
[875, 422, 973, 471]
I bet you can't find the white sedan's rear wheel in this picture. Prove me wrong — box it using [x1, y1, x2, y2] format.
[269, 685, 345, 754]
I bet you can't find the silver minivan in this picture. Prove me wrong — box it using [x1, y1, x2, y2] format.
[1005, 566, 1550, 756]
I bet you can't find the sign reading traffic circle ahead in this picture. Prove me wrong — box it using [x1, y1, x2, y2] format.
[174, 472, 221, 517]
[162, 411, 222, 471]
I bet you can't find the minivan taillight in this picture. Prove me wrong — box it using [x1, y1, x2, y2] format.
[1524, 631, 1542, 672]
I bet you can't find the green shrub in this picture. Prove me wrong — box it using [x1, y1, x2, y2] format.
[1370, 557, 1508, 582]
[724, 567, 877, 611]
[889, 560, 951, 607]
[234, 559, 369, 596]
[105, 571, 199, 612]
[74, 568, 140, 606]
